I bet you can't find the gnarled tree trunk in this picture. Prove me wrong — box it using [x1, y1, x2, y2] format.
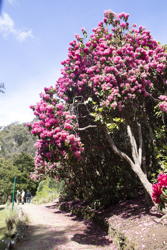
[103, 123, 153, 200]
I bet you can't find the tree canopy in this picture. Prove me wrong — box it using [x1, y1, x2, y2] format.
[29, 11, 167, 206]
[0, 123, 38, 204]
[0, 122, 36, 158]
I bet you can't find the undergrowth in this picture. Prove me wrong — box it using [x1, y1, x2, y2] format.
[0, 206, 28, 249]
[32, 177, 64, 204]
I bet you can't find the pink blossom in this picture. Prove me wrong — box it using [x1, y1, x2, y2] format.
[159, 95, 167, 102]
[64, 123, 73, 130]
[157, 174, 167, 187]
[152, 173, 167, 204]
[74, 151, 81, 158]
[159, 102, 167, 112]
[152, 183, 162, 203]
[104, 10, 117, 19]
[56, 103, 64, 110]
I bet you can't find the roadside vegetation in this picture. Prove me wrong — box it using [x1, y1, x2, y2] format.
[32, 177, 64, 204]
[0, 206, 28, 249]
[0, 123, 38, 205]
[0, 207, 6, 240]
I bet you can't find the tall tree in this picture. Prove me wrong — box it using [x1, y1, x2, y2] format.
[0, 122, 36, 158]
[12, 152, 38, 195]
[0, 158, 19, 203]
[30, 11, 167, 202]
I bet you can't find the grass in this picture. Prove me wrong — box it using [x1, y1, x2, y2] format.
[0, 205, 29, 249]
[0, 207, 7, 240]
[0, 206, 8, 250]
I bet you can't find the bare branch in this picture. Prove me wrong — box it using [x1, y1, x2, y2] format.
[78, 125, 97, 131]
[103, 126, 135, 167]
[138, 123, 142, 166]
[103, 125, 153, 197]
[127, 125, 139, 163]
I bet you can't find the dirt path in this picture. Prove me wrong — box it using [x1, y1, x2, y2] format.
[15, 202, 116, 250]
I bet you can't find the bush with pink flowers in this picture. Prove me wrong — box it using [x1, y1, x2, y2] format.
[29, 10, 167, 206]
[28, 86, 84, 180]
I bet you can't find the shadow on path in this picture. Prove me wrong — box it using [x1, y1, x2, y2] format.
[45, 202, 112, 247]
[16, 224, 68, 250]
[15, 202, 115, 250]
[103, 197, 163, 220]
[71, 223, 112, 246]
[16, 223, 112, 250]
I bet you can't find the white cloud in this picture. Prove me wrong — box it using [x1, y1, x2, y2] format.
[7, 0, 16, 5]
[16, 29, 33, 42]
[0, 12, 33, 41]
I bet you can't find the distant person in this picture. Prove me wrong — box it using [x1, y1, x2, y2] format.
[16, 190, 21, 205]
[21, 190, 25, 204]
[26, 190, 31, 203]
[7, 195, 11, 204]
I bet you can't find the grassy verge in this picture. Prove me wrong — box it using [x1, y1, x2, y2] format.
[0, 205, 28, 249]
[0, 207, 6, 240]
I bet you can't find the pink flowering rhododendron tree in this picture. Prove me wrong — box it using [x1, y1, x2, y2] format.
[152, 173, 167, 210]
[55, 10, 167, 199]
[28, 86, 84, 179]
[30, 10, 167, 202]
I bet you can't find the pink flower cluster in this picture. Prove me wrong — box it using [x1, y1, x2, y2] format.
[29, 86, 84, 171]
[56, 10, 167, 112]
[159, 95, 167, 112]
[152, 173, 167, 204]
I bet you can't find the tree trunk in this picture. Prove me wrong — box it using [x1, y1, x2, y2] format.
[131, 164, 152, 196]
[103, 124, 153, 201]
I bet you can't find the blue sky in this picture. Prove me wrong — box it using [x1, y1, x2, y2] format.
[0, 0, 166, 126]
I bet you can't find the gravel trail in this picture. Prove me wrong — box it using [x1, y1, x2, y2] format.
[15, 202, 116, 250]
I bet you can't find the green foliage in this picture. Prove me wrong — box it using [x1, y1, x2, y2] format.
[108, 226, 135, 250]
[151, 116, 167, 183]
[0, 158, 19, 204]
[12, 153, 38, 195]
[0, 153, 38, 204]
[32, 177, 64, 204]
[0, 123, 38, 204]
[5, 208, 20, 236]
[0, 122, 38, 205]
[0, 122, 36, 159]
[0, 207, 6, 240]
[0, 206, 28, 249]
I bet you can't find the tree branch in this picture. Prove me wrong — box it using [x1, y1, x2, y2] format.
[78, 125, 97, 131]
[127, 125, 139, 163]
[103, 125, 153, 197]
[103, 126, 135, 168]
[138, 123, 142, 166]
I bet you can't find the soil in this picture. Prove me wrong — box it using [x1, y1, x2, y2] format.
[105, 198, 167, 250]
[15, 198, 167, 250]
[15, 202, 115, 250]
